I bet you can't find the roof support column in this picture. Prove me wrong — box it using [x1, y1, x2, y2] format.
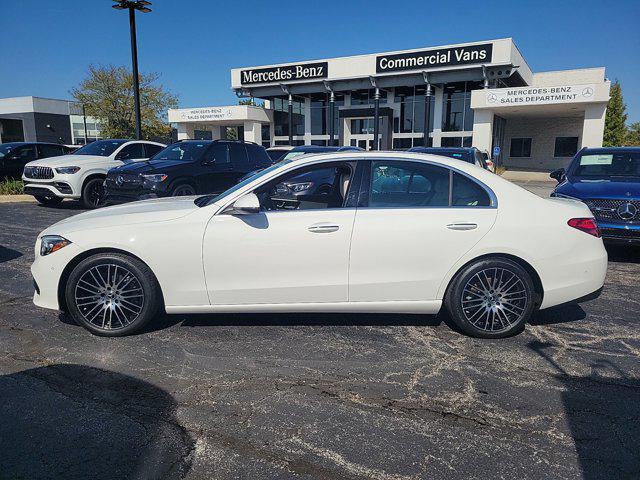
[370, 76, 380, 151]
[422, 72, 432, 147]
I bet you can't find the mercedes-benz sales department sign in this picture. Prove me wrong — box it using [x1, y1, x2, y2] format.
[241, 62, 328, 85]
[376, 43, 493, 73]
[171, 107, 234, 122]
[485, 84, 597, 106]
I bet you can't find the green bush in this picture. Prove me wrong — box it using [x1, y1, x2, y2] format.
[0, 178, 25, 195]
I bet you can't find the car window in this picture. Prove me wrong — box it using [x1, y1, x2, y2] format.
[369, 161, 450, 208]
[452, 172, 491, 206]
[144, 143, 163, 158]
[116, 143, 146, 160]
[204, 144, 229, 164]
[267, 149, 288, 162]
[38, 144, 64, 158]
[75, 140, 127, 156]
[228, 143, 249, 169]
[572, 151, 640, 178]
[11, 145, 37, 162]
[247, 144, 272, 168]
[254, 162, 353, 211]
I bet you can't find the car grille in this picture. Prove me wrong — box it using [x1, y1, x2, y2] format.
[106, 173, 142, 189]
[584, 198, 640, 224]
[600, 227, 640, 240]
[24, 166, 54, 179]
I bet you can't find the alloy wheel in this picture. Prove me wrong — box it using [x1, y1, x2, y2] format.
[460, 267, 529, 332]
[87, 182, 105, 207]
[172, 185, 195, 196]
[74, 263, 145, 330]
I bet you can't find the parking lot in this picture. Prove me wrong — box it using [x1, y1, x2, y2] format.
[1, 183, 639, 480]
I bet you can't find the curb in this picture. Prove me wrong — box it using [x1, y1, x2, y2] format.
[0, 194, 36, 203]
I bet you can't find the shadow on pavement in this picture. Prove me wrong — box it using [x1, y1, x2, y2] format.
[605, 243, 640, 264]
[529, 303, 586, 326]
[528, 341, 640, 480]
[0, 245, 22, 263]
[143, 311, 443, 333]
[36, 200, 86, 211]
[0, 364, 194, 479]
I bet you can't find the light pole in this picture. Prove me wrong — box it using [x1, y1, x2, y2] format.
[112, 0, 152, 140]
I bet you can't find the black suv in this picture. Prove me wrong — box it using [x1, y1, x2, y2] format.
[0, 142, 74, 178]
[105, 140, 272, 203]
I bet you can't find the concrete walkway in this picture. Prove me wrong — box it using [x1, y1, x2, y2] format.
[500, 170, 555, 183]
[0, 195, 35, 203]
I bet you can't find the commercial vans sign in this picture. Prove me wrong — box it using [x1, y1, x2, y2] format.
[485, 84, 597, 106]
[376, 43, 493, 73]
[241, 62, 328, 85]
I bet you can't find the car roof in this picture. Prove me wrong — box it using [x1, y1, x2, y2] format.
[408, 147, 476, 153]
[0, 142, 65, 147]
[580, 147, 640, 154]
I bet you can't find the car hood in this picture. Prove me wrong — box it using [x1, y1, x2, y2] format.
[25, 154, 110, 167]
[43, 196, 200, 235]
[556, 177, 640, 200]
[110, 159, 191, 174]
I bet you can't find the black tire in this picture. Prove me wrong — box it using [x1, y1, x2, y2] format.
[171, 183, 196, 196]
[445, 257, 535, 339]
[81, 177, 106, 209]
[34, 194, 63, 206]
[65, 253, 161, 336]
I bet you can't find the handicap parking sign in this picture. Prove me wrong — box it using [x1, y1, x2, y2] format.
[493, 146, 501, 157]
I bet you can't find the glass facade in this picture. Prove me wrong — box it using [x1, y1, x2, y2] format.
[310, 92, 344, 135]
[393, 86, 435, 135]
[273, 97, 305, 137]
[441, 81, 480, 132]
[70, 115, 105, 144]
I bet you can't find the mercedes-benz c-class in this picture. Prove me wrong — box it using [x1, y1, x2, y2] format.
[31, 152, 607, 338]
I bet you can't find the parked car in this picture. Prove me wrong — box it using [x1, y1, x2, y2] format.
[32, 151, 606, 338]
[408, 147, 491, 171]
[550, 147, 640, 243]
[266, 145, 294, 163]
[22, 139, 165, 208]
[480, 151, 496, 172]
[104, 140, 271, 204]
[0, 142, 75, 179]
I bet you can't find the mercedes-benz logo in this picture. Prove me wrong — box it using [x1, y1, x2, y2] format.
[582, 87, 594, 98]
[617, 202, 637, 221]
[115, 175, 124, 187]
[487, 93, 498, 103]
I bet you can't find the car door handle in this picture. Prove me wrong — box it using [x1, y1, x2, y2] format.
[308, 224, 340, 233]
[446, 223, 478, 231]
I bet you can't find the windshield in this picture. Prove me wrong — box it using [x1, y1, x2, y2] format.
[572, 152, 640, 178]
[152, 142, 209, 162]
[195, 159, 293, 207]
[282, 151, 306, 161]
[74, 140, 128, 156]
[0, 144, 17, 158]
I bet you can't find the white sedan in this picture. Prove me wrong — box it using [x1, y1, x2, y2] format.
[23, 139, 165, 208]
[31, 152, 607, 338]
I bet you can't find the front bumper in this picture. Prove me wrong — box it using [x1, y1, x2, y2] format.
[598, 222, 640, 244]
[104, 187, 166, 205]
[31, 242, 82, 310]
[23, 181, 76, 198]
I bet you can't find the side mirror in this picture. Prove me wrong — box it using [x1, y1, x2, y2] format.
[227, 193, 260, 214]
[550, 168, 566, 183]
[202, 157, 216, 166]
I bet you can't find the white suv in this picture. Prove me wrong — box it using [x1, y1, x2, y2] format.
[23, 139, 165, 208]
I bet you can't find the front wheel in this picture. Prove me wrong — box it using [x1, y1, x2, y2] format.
[81, 178, 106, 209]
[65, 253, 161, 336]
[171, 183, 196, 196]
[445, 258, 535, 338]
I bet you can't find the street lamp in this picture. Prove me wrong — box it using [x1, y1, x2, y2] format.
[111, 1, 152, 140]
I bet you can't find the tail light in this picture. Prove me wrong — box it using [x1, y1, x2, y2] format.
[568, 218, 601, 237]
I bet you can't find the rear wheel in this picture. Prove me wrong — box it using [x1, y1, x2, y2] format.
[34, 194, 63, 206]
[81, 177, 106, 209]
[171, 183, 196, 196]
[445, 258, 535, 338]
[65, 253, 161, 336]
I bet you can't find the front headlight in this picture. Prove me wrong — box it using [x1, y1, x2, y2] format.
[55, 166, 80, 174]
[288, 182, 314, 192]
[142, 174, 168, 183]
[40, 235, 71, 256]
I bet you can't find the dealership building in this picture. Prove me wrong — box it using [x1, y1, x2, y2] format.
[169, 38, 611, 171]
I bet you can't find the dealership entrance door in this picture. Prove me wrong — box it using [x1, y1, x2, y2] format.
[340, 107, 394, 150]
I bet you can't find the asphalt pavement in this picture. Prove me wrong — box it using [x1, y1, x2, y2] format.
[1, 184, 639, 480]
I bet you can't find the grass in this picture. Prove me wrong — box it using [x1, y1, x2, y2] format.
[0, 178, 25, 195]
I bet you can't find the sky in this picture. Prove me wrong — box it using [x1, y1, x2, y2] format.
[1, 0, 639, 122]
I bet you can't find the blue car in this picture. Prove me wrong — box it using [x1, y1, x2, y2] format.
[551, 147, 640, 244]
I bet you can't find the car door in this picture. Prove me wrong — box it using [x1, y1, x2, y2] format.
[114, 143, 146, 166]
[198, 143, 237, 194]
[348, 159, 498, 303]
[7, 144, 37, 176]
[202, 160, 359, 305]
[36, 144, 65, 160]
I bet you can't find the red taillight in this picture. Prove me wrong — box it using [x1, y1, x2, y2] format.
[568, 218, 601, 237]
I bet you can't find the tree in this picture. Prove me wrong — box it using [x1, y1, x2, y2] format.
[71, 65, 178, 140]
[603, 80, 628, 147]
[625, 122, 640, 146]
[238, 98, 264, 108]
